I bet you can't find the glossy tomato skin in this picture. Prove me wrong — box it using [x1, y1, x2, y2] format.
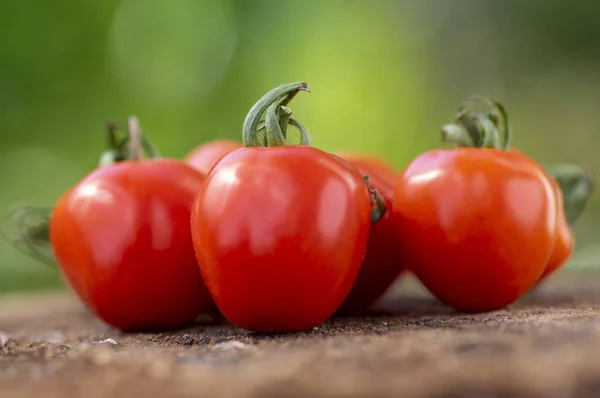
[191, 146, 371, 332]
[539, 179, 574, 281]
[334, 152, 405, 313]
[392, 148, 557, 313]
[50, 159, 215, 332]
[184, 139, 242, 176]
[507, 149, 574, 283]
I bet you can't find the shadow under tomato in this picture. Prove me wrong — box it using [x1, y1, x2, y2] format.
[335, 270, 600, 319]
[335, 274, 457, 318]
[359, 296, 457, 317]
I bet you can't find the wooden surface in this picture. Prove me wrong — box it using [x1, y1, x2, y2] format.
[2, 274, 600, 398]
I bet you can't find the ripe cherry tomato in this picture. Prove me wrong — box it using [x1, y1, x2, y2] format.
[191, 83, 374, 332]
[393, 148, 557, 313]
[184, 139, 242, 175]
[50, 119, 214, 332]
[334, 152, 405, 313]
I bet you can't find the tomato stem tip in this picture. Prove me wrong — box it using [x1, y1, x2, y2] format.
[442, 96, 511, 151]
[289, 117, 312, 146]
[99, 118, 161, 167]
[242, 82, 311, 148]
[278, 106, 293, 139]
[128, 116, 142, 161]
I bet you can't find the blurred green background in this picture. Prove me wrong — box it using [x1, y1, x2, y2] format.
[0, 0, 599, 294]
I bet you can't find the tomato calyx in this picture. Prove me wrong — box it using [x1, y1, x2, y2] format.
[440, 95, 510, 151]
[364, 176, 387, 223]
[263, 101, 312, 147]
[97, 121, 128, 167]
[242, 82, 312, 148]
[98, 117, 161, 167]
[0, 205, 55, 268]
[544, 163, 595, 225]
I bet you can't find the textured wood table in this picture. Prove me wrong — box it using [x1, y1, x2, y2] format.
[1, 273, 600, 398]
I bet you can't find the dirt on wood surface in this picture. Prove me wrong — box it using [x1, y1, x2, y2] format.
[2, 274, 600, 398]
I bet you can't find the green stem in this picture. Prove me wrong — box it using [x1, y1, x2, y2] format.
[440, 123, 474, 147]
[256, 122, 268, 147]
[278, 86, 303, 108]
[472, 113, 500, 149]
[288, 117, 312, 145]
[141, 136, 161, 158]
[278, 106, 293, 140]
[106, 121, 122, 153]
[456, 109, 484, 148]
[469, 95, 510, 150]
[117, 127, 161, 159]
[370, 189, 387, 223]
[242, 82, 309, 147]
[364, 176, 387, 223]
[443, 96, 511, 151]
[268, 103, 312, 145]
[277, 88, 306, 139]
[128, 116, 142, 161]
[99, 118, 161, 167]
[99, 121, 126, 167]
[265, 102, 287, 147]
[545, 163, 595, 225]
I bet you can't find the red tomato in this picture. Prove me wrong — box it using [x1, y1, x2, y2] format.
[184, 139, 242, 175]
[191, 146, 372, 332]
[539, 179, 574, 281]
[334, 152, 405, 313]
[392, 148, 557, 313]
[50, 159, 214, 332]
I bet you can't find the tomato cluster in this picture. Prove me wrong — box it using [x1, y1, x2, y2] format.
[3, 84, 594, 333]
